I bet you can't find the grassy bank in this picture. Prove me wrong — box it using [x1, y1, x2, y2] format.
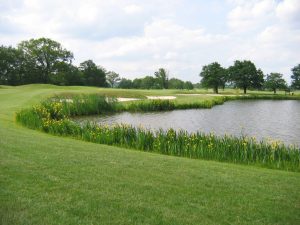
[1, 84, 300, 225]
[16, 94, 300, 172]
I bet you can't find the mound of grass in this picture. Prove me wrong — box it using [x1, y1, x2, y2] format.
[1, 84, 300, 225]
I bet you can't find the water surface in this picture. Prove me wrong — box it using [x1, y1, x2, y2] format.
[75, 100, 300, 146]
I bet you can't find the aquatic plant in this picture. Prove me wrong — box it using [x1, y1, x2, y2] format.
[16, 94, 300, 172]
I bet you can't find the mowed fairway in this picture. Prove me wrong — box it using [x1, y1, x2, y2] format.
[1, 85, 300, 225]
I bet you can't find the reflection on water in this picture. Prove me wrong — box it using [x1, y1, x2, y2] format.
[75, 100, 300, 146]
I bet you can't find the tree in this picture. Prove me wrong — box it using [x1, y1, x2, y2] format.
[140, 76, 159, 89]
[64, 65, 84, 86]
[184, 81, 194, 90]
[253, 68, 264, 90]
[168, 78, 184, 89]
[199, 62, 227, 94]
[79, 60, 107, 87]
[265, 73, 287, 94]
[0, 46, 24, 85]
[50, 62, 84, 86]
[106, 71, 120, 88]
[291, 64, 300, 90]
[132, 78, 142, 89]
[154, 68, 168, 89]
[228, 60, 260, 94]
[118, 78, 133, 89]
[18, 38, 73, 83]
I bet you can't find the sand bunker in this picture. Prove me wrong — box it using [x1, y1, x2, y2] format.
[117, 97, 140, 102]
[146, 96, 177, 100]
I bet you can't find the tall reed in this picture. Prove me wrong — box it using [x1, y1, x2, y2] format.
[16, 94, 300, 172]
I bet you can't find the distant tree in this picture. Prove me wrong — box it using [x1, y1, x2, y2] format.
[118, 78, 133, 89]
[132, 78, 142, 89]
[200, 62, 227, 94]
[154, 68, 168, 89]
[168, 78, 184, 89]
[130, 76, 159, 89]
[140, 76, 159, 89]
[65, 65, 84, 86]
[291, 64, 300, 90]
[265, 73, 287, 94]
[0, 46, 24, 85]
[253, 68, 265, 90]
[50, 62, 84, 86]
[184, 81, 194, 90]
[228, 60, 260, 94]
[193, 83, 202, 89]
[79, 60, 107, 87]
[106, 71, 121, 88]
[18, 38, 73, 83]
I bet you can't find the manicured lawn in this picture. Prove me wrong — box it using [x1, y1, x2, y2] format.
[1, 84, 300, 225]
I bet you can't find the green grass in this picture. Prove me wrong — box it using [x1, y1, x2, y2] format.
[1, 84, 300, 225]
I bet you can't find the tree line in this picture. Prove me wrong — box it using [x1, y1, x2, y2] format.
[0, 38, 192, 89]
[200, 61, 300, 94]
[1, 37, 299, 92]
[117, 68, 193, 90]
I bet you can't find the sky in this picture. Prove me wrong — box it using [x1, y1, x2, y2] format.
[0, 0, 300, 83]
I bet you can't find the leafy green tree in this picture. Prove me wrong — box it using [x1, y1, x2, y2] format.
[50, 62, 84, 86]
[184, 81, 194, 90]
[0, 46, 24, 85]
[64, 65, 84, 86]
[154, 68, 168, 89]
[228, 60, 260, 94]
[193, 83, 202, 89]
[132, 78, 142, 89]
[131, 76, 160, 89]
[291, 64, 300, 90]
[79, 60, 107, 87]
[168, 78, 184, 89]
[265, 73, 287, 94]
[253, 69, 265, 90]
[118, 78, 133, 89]
[140, 76, 159, 89]
[18, 38, 73, 83]
[200, 62, 227, 94]
[106, 71, 120, 88]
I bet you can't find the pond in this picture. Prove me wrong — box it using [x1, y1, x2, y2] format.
[75, 100, 300, 146]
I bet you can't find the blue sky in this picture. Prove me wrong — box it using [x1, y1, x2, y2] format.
[1, 0, 299, 83]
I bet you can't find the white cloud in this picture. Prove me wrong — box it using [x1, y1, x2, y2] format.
[227, 0, 276, 31]
[71, 19, 231, 81]
[0, 0, 299, 83]
[276, 0, 300, 28]
[225, 0, 300, 81]
[124, 4, 142, 14]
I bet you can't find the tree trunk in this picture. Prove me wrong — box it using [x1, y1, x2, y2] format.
[243, 87, 247, 94]
[274, 89, 276, 94]
[214, 86, 218, 94]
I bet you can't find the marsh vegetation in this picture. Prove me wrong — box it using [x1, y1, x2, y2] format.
[16, 93, 300, 172]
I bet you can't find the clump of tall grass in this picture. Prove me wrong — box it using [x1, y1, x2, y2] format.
[125, 99, 175, 112]
[77, 123, 300, 171]
[174, 97, 226, 109]
[52, 94, 120, 116]
[16, 93, 300, 172]
[16, 94, 119, 129]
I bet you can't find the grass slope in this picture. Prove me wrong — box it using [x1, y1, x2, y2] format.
[1, 84, 300, 225]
